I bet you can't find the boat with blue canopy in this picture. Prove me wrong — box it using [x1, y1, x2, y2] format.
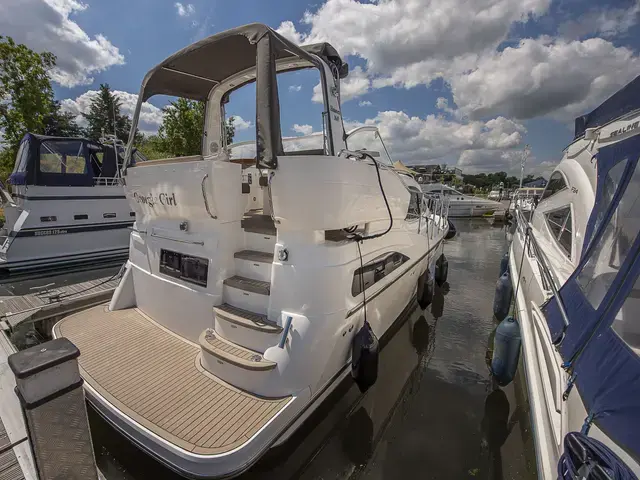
[509, 74, 640, 479]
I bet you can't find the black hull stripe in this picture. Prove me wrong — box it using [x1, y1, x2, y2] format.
[9, 221, 134, 237]
[12, 194, 127, 200]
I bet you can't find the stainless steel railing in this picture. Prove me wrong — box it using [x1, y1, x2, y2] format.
[514, 206, 570, 331]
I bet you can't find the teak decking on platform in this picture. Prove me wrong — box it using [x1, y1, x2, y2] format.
[54, 305, 290, 455]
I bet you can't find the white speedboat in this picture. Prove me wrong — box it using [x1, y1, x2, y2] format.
[53, 24, 450, 479]
[421, 183, 504, 217]
[0, 134, 142, 274]
[508, 187, 544, 220]
[509, 76, 640, 479]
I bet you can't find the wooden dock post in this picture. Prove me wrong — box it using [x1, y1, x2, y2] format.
[8, 338, 99, 480]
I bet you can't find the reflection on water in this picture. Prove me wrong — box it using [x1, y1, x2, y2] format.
[89, 218, 535, 480]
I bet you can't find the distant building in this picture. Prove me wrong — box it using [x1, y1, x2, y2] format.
[405, 164, 463, 183]
[523, 177, 547, 188]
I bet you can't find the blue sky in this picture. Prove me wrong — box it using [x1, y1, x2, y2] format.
[2, 0, 640, 176]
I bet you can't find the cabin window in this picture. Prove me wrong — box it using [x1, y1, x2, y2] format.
[39, 141, 88, 175]
[13, 140, 29, 174]
[103, 213, 116, 219]
[352, 251, 409, 296]
[74, 214, 88, 220]
[541, 172, 567, 201]
[406, 189, 421, 220]
[40, 216, 57, 222]
[589, 159, 628, 247]
[545, 207, 572, 258]
[578, 162, 640, 309]
[611, 275, 640, 354]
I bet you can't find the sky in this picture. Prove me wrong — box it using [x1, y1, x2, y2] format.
[1, 0, 639, 177]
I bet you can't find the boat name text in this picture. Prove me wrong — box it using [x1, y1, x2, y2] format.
[610, 121, 639, 138]
[34, 229, 68, 236]
[133, 192, 178, 207]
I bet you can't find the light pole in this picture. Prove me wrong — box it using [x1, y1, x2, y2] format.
[519, 144, 531, 189]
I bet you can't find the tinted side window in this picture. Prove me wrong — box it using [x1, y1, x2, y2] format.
[352, 251, 410, 296]
[545, 206, 572, 258]
[541, 172, 567, 201]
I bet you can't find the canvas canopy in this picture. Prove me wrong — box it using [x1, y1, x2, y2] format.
[8, 133, 109, 187]
[133, 23, 347, 169]
[574, 75, 640, 140]
[542, 124, 640, 461]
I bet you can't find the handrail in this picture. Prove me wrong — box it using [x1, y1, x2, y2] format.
[515, 206, 570, 330]
[278, 316, 293, 348]
[200, 174, 217, 219]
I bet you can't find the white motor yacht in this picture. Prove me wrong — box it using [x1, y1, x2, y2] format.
[53, 24, 450, 479]
[0, 134, 143, 274]
[421, 183, 504, 217]
[508, 187, 544, 220]
[509, 75, 640, 479]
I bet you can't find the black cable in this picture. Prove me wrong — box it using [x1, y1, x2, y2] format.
[356, 240, 367, 326]
[352, 153, 393, 242]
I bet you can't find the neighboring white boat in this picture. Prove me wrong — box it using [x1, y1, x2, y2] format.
[421, 183, 504, 217]
[508, 187, 544, 219]
[487, 189, 501, 201]
[0, 134, 142, 274]
[509, 76, 640, 479]
[53, 24, 450, 479]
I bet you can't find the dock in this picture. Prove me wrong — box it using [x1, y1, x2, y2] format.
[0, 272, 121, 332]
[0, 271, 120, 480]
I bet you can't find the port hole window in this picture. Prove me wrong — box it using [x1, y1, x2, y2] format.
[541, 172, 567, 201]
[578, 161, 640, 309]
[352, 251, 409, 296]
[545, 206, 573, 258]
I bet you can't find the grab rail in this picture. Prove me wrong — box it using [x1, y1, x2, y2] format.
[514, 206, 570, 330]
[278, 316, 293, 348]
[200, 174, 217, 219]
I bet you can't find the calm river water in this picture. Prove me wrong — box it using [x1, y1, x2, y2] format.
[90, 218, 537, 480]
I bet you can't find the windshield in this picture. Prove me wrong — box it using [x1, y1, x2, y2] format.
[345, 128, 393, 166]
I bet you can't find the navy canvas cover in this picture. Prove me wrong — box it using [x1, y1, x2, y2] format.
[543, 133, 640, 461]
[574, 75, 640, 140]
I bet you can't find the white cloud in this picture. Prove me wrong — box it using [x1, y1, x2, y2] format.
[312, 66, 371, 103]
[359, 100, 372, 107]
[457, 149, 526, 174]
[0, 0, 124, 87]
[558, 1, 640, 40]
[356, 110, 525, 164]
[449, 37, 640, 121]
[292, 124, 313, 135]
[175, 2, 195, 17]
[289, 85, 302, 92]
[230, 115, 252, 131]
[60, 90, 163, 133]
[278, 0, 550, 75]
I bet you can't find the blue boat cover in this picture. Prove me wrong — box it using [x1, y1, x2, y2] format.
[574, 74, 640, 140]
[543, 132, 640, 463]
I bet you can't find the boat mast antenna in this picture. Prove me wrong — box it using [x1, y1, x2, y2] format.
[519, 144, 531, 188]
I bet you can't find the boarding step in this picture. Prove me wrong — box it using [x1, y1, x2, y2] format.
[214, 303, 282, 352]
[241, 214, 276, 236]
[234, 250, 273, 282]
[223, 275, 270, 314]
[200, 329, 277, 393]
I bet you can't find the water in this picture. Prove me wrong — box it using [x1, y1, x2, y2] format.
[89, 218, 537, 480]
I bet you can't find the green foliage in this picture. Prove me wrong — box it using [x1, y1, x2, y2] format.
[83, 84, 138, 144]
[136, 134, 171, 160]
[0, 36, 57, 177]
[43, 101, 83, 137]
[157, 98, 205, 157]
[462, 172, 530, 191]
[155, 98, 236, 158]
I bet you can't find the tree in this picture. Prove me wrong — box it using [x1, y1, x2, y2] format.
[155, 98, 236, 157]
[83, 84, 138, 143]
[136, 134, 171, 161]
[0, 36, 56, 175]
[43, 101, 82, 137]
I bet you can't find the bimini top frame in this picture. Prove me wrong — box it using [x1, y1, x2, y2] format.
[124, 23, 348, 171]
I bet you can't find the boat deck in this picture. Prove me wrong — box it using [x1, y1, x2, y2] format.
[53, 305, 290, 455]
[0, 415, 24, 480]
